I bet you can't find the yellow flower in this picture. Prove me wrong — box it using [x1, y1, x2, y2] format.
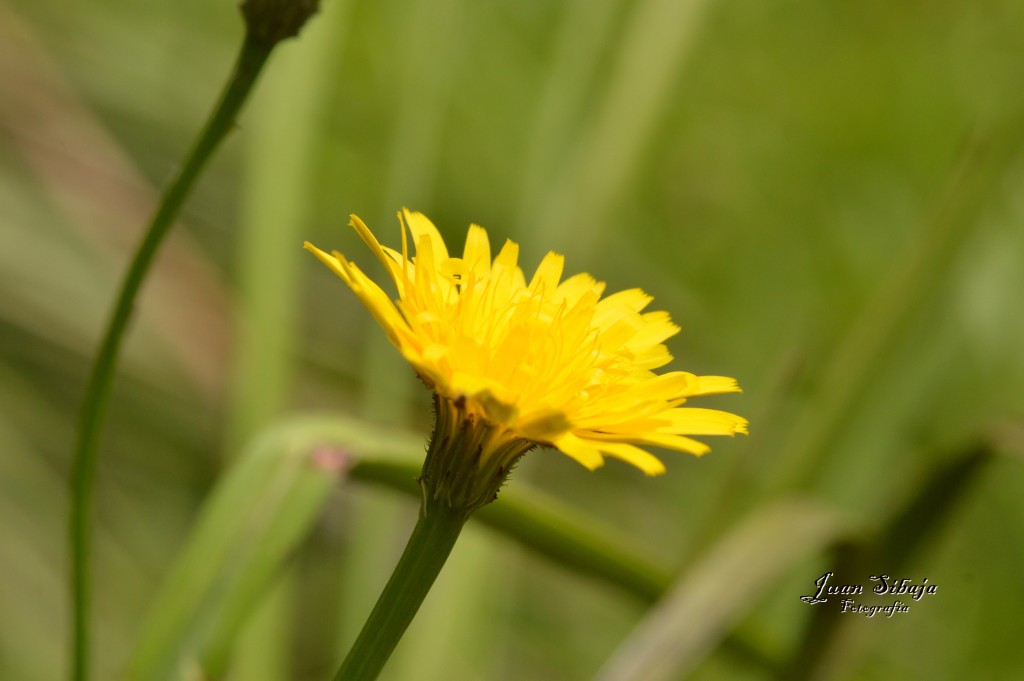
[305, 209, 746, 479]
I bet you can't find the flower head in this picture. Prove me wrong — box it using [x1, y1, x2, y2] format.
[306, 210, 746, 485]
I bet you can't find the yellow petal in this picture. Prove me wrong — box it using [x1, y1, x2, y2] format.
[463, 224, 492, 279]
[304, 242, 352, 284]
[631, 344, 674, 370]
[493, 239, 519, 271]
[554, 272, 606, 307]
[440, 257, 468, 286]
[593, 288, 653, 328]
[695, 375, 743, 395]
[591, 441, 666, 476]
[333, 260, 408, 349]
[626, 310, 680, 348]
[626, 432, 711, 456]
[552, 433, 606, 470]
[529, 251, 565, 294]
[349, 215, 404, 288]
[518, 409, 572, 441]
[660, 408, 749, 436]
[402, 208, 449, 261]
[409, 230, 455, 302]
[490, 239, 526, 299]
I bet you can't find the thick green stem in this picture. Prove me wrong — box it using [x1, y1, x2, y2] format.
[331, 503, 468, 681]
[332, 395, 531, 680]
[69, 32, 274, 681]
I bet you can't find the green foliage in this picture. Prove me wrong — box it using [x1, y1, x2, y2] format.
[1, 0, 1023, 679]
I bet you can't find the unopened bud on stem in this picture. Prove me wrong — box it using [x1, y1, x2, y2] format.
[240, 0, 320, 45]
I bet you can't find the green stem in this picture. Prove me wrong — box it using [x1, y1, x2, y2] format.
[351, 459, 670, 601]
[69, 32, 274, 681]
[331, 503, 467, 681]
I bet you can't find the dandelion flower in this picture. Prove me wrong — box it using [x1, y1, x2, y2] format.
[306, 210, 746, 510]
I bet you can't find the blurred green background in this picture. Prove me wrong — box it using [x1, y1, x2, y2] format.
[2, 0, 1023, 679]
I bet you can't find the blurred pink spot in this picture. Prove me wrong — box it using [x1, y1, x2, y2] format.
[311, 445, 351, 472]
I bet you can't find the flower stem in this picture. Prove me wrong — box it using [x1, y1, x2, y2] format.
[332, 503, 468, 681]
[69, 32, 274, 681]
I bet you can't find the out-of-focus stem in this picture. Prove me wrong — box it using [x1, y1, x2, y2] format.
[69, 32, 275, 681]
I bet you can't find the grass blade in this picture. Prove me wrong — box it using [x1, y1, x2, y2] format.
[121, 416, 418, 681]
[594, 498, 846, 681]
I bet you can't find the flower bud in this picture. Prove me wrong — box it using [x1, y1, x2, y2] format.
[240, 0, 319, 45]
